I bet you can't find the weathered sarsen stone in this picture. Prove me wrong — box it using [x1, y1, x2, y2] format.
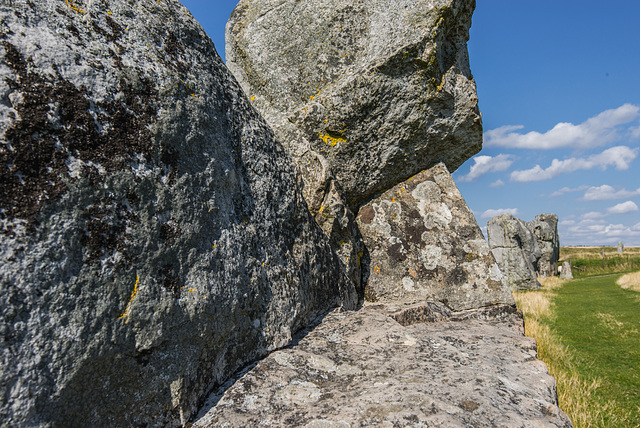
[528, 213, 560, 277]
[0, 1, 356, 427]
[487, 214, 541, 290]
[227, 0, 482, 207]
[356, 163, 513, 310]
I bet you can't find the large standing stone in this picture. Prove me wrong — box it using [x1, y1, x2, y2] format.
[528, 213, 560, 277]
[618, 241, 624, 254]
[487, 214, 541, 290]
[0, 1, 356, 426]
[356, 163, 513, 310]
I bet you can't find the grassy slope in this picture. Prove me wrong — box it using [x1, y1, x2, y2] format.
[550, 276, 640, 427]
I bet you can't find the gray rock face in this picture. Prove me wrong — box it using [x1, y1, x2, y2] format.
[528, 213, 560, 277]
[193, 305, 572, 428]
[226, 0, 482, 208]
[560, 261, 574, 279]
[356, 163, 513, 310]
[487, 214, 541, 290]
[0, 2, 356, 426]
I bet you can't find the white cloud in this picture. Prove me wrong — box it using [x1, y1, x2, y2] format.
[510, 146, 638, 182]
[485, 104, 640, 149]
[562, 219, 640, 245]
[490, 179, 505, 187]
[480, 208, 519, 219]
[581, 211, 606, 220]
[549, 185, 589, 197]
[458, 154, 514, 182]
[607, 201, 639, 215]
[582, 185, 640, 201]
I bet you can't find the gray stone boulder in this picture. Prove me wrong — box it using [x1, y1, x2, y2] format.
[226, 0, 483, 289]
[618, 241, 624, 254]
[226, 0, 482, 208]
[356, 163, 513, 310]
[560, 261, 574, 279]
[487, 214, 541, 290]
[0, 2, 356, 426]
[193, 305, 572, 428]
[528, 213, 560, 277]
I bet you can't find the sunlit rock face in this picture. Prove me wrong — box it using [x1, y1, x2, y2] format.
[227, 0, 482, 208]
[0, 1, 356, 426]
[356, 163, 513, 310]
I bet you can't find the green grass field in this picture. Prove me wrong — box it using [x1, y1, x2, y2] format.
[560, 246, 640, 277]
[514, 271, 640, 427]
[551, 275, 640, 426]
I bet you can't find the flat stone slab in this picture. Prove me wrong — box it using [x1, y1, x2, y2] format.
[193, 305, 572, 427]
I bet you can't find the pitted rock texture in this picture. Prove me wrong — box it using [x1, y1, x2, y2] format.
[487, 214, 541, 290]
[0, 2, 356, 427]
[226, 0, 482, 209]
[527, 213, 559, 278]
[193, 305, 572, 428]
[356, 163, 513, 310]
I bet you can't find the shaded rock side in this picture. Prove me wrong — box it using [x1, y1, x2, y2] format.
[355, 163, 513, 311]
[226, 0, 482, 208]
[487, 214, 541, 290]
[0, 2, 356, 427]
[528, 213, 560, 277]
[193, 305, 572, 428]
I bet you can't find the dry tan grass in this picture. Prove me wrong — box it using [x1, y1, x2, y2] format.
[617, 271, 640, 292]
[513, 277, 633, 427]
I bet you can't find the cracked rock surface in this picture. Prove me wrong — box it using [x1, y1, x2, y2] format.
[193, 305, 572, 428]
[0, 1, 355, 426]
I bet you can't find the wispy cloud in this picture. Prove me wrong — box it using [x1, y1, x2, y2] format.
[607, 201, 639, 215]
[485, 104, 640, 149]
[562, 218, 640, 244]
[510, 146, 638, 182]
[480, 208, 519, 219]
[458, 154, 514, 182]
[583, 185, 640, 201]
[549, 185, 589, 197]
[490, 179, 505, 188]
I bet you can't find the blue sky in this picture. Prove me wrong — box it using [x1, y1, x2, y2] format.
[182, 0, 640, 246]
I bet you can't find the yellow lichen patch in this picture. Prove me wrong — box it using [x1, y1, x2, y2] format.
[65, 0, 85, 14]
[188, 288, 196, 293]
[118, 276, 140, 322]
[319, 131, 346, 147]
[250, 96, 256, 101]
[373, 266, 381, 274]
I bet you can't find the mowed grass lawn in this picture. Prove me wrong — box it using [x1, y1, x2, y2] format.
[514, 273, 640, 427]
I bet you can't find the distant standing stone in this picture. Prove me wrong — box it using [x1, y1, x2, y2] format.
[618, 241, 624, 254]
[560, 261, 574, 279]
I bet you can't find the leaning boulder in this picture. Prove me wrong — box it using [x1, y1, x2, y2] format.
[226, 0, 482, 207]
[0, 2, 356, 426]
[356, 163, 513, 310]
[487, 214, 541, 290]
[528, 213, 560, 277]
